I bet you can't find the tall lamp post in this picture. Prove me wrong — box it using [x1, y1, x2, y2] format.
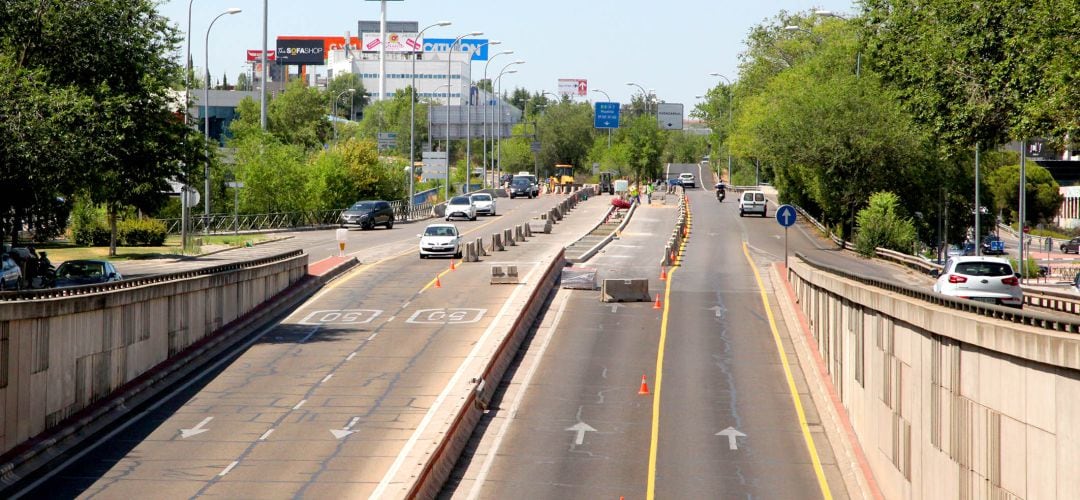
[493, 61, 524, 186]
[708, 72, 734, 184]
[626, 82, 650, 114]
[464, 40, 499, 193]
[204, 7, 242, 234]
[482, 49, 514, 188]
[408, 21, 451, 214]
[332, 88, 355, 140]
[591, 88, 612, 148]
[445, 31, 483, 200]
[183, 0, 196, 252]
[812, 10, 861, 77]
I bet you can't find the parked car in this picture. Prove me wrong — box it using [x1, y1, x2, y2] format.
[981, 235, 1006, 255]
[1060, 237, 1080, 254]
[0, 253, 23, 290]
[470, 193, 497, 216]
[509, 178, 534, 199]
[341, 200, 394, 230]
[445, 196, 477, 221]
[53, 260, 123, 288]
[932, 256, 1022, 308]
[738, 190, 768, 217]
[418, 223, 462, 259]
[678, 172, 696, 188]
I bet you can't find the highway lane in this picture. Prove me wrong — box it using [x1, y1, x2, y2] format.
[23, 192, 608, 499]
[444, 200, 679, 499]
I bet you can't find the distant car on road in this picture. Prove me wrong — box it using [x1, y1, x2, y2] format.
[1060, 237, 1080, 254]
[418, 223, 462, 259]
[469, 192, 497, 216]
[341, 200, 394, 230]
[445, 196, 477, 221]
[981, 235, 1006, 255]
[0, 253, 23, 290]
[54, 260, 123, 288]
[678, 172, 696, 188]
[509, 178, 534, 199]
[932, 256, 1022, 308]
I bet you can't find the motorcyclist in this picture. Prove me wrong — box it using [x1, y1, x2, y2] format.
[715, 182, 726, 202]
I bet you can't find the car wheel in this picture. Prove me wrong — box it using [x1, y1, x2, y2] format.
[419, 253, 426, 259]
[762, 208, 768, 217]
[739, 211, 744, 217]
[386, 219, 394, 229]
[454, 249, 463, 259]
[470, 215, 477, 221]
[0, 279, 5, 291]
[491, 211, 496, 216]
[446, 216, 451, 221]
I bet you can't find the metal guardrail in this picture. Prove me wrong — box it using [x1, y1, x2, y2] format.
[156, 199, 439, 235]
[795, 251, 1080, 333]
[0, 249, 305, 302]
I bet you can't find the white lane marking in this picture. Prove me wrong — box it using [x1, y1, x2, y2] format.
[321, 374, 334, 384]
[299, 326, 320, 343]
[258, 429, 275, 441]
[466, 291, 571, 499]
[219, 461, 239, 476]
[372, 259, 547, 499]
[293, 399, 307, 410]
[346, 352, 357, 361]
[387, 316, 395, 322]
[179, 417, 213, 439]
[367, 333, 378, 341]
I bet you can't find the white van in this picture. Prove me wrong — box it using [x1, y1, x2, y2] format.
[739, 190, 768, 217]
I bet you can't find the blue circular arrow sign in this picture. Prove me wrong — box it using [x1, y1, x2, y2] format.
[775, 204, 797, 228]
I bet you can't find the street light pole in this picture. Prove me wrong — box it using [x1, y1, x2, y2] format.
[812, 10, 860, 77]
[260, 0, 268, 129]
[626, 82, 649, 114]
[409, 22, 451, 215]
[183, 0, 196, 253]
[708, 72, 734, 184]
[446, 32, 483, 200]
[591, 89, 612, 148]
[204, 7, 241, 234]
[493, 61, 524, 187]
[465, 40, 499, 193]
[332, 88, 354, 141]
[482, 50, 513, 189]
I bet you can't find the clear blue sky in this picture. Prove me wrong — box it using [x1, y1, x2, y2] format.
[161, 0, 857, 108]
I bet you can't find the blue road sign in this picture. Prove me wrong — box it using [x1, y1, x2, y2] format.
[776, 204, 797, 228]
[594, 102, 620, 129]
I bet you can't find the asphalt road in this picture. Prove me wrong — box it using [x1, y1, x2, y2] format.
[21, 192, 607, 499]
[445, 170, 853, 498]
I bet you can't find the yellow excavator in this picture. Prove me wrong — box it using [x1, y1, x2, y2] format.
[554, 164, 577, 192]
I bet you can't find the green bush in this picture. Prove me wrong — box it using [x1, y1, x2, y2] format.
[69, 195, 110, 246]
[854, 191, 917, 257]
[119, 218, 167, 246]
[72, 224, 110, 246]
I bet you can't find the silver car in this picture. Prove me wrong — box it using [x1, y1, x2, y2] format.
[0, 253, 23, 290]
[470, 193, 497, 216]
[445, 196, 477, 221]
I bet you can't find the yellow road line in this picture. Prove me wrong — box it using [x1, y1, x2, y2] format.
[741, 242, 833, 500]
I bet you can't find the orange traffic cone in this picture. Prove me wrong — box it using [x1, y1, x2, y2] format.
[449, 258, 456, 271]
[660, 265, 667, 281]
[653, 293, 662, 309]
[434, 274, 442, 288]
[638, 374, 650, 395]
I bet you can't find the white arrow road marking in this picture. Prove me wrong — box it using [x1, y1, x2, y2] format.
[566, 421, 597, 445]
[716, 426, 747, 450]
[610, 303, 621, 313]
[331, 416, 360, 439]
[179, 417, 213, 438]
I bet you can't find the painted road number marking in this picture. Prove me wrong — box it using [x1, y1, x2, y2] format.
[299, 309, 383, 325]
[406, 308, 486, 324]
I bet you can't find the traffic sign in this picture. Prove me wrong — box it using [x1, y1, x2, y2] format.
[775, 204, 797, 228]
[656, 103, 684, 130]
[594, 102, 620, 129]
[377, 132, 397, 150]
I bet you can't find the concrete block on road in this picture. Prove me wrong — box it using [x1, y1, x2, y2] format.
[528, 220, 551, 234]
[504, 228, 516, 246]
[490, 264, 520, 284]
[600, 278, 651, 302]
[492, 233, 505, 252]
[476, 237, 488, 256]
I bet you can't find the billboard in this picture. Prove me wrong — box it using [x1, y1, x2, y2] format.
[358, 20, 418, 34]
[423, 38, 490, 61]
[361, 32, 422, 53]
[276, 36, 363, 63]
[558, 78, 587, 97]
[276, 39, 325, 65]
[245, 50, 275, 62]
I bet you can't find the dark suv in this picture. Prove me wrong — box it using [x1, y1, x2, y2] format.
[509, 178, 534, 199]
[1061, 237, 1080, 254]
[981, 235, 1005, 255]
[341, 200, 394, 230]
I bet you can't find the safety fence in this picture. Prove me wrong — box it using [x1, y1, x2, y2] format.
[155, 199, 439, 235]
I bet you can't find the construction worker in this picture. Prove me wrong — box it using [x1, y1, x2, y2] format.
[645, 182, 654, 203]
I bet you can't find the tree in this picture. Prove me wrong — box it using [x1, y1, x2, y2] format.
[231, 80, 331, 150]
[306, 138, 404, 210]
[619, 115, 665, 182]
[855, 191, 917, 257]
[986, 163, 1063, 226]
[233, 131, 310, 213]
[0, 1, 203, 252]
[536, 101, 594, 175]
[235, 72, 250, 91]
[327, 73, 369, 120]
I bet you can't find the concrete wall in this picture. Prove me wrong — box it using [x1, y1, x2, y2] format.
[0, 254, 307, 456]
[788, 258, 1080, 500]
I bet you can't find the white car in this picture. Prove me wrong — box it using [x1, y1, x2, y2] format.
[678, 172, 696, 188]
[418, 223, 462, 259]
[739, 190, 768, 217]
[932, 256, 1022, 308]
[445, 195, 477, 221]
[470, 193, 497, 216]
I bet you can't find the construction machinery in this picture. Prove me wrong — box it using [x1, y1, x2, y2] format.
[554, 164, 577, 192]
[598, 171, 614, 194]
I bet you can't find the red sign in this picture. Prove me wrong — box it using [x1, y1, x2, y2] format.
[246, 50, 275, 62]
[1023, 226, 1031, 233]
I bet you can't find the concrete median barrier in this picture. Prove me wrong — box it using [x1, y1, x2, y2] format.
[600, 278, 651, 302]
[476, 237, 488, 256]
[492, 232, 504, 252]
[504, 228, 516, 246]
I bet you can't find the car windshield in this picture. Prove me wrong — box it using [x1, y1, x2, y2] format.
[424, 226, 456, 237]
[471, 194, 491, 201]
[58, 261, 105, 278]
[349, 202, 375, 211]
[954, 261, 1013, 277]
[450, 196, 471, 204]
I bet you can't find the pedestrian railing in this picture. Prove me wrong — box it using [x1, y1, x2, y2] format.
[156, 200, 441, 235]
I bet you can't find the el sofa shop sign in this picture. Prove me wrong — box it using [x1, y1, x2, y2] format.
[276, 39, 325, 65]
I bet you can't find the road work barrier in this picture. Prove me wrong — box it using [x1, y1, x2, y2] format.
[600, 278, 651, 302]
[784, 253, 1080, 499]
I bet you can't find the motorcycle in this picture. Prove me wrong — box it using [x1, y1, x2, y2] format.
[716, 188, 726, 202]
